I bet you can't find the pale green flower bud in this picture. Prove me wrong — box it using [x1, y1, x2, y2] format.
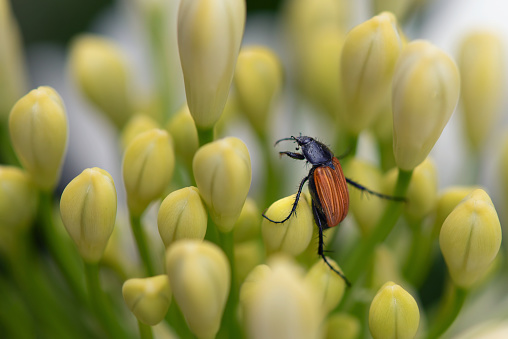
[241, 257, 323, 339]
[392, 40, 460, 170]
[234, 240, 264, 283]
[69, 35, 133, 127]
[385, 158, 438, 219]
[166, 105, 199, 169]
[340, 12, 403, 134]
[439, 189, 501, 288]
[60, 167, 117, 263]
[432, 186, 477, 238]
[178, 0, 246, 129]
[123, 129, 175, 216]
[0, 0, 27, 118]
[234, 198, 261, 243]
[262, 194, 313, 256]
[458, 31, 504, 150]
[234, 46, 283, 134]
[9, 86, 67, 191]
[193, 137, 251, 232]
[325, 313, 360, 339]
[305, 258, 346, 312]
[0, 166, 38, 232]
[157, 186, 207, 247]
[165, 240, 230, 339]
[121, 114, 159, 150]
[122, 275, 171, 326]
[344, 159, 386, 235]
[369, 281, 420, 339]
[370, 245, 404, 291]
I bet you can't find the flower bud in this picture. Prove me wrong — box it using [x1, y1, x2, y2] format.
[369, 281, 420, 339]
[432, 186, 477, 238]
[166, 105, 199, 169]
[344, 159, 386, 235]
[121, 114, 159, 150]
[234, 240, 264, 283]
[262, 194, 313, 256]
[325, 313, 360, 339]
[177, 0, 246, 129]
[157, 186, 207, 247]
[60, 167, 117, 263]
[0, 0, 27, 118]
[9, 86, 67, 191]
[305, 258, 346, 312]
[0, 166, 38, 232]
[392, 40, 460, 170]
[385, 158, 438, 219]
[241, 257, 322, 339]
[193, 137, 251, 232]
[439, 189, 501, 288]
[370, 245, 403, 291]
[340, 12, 403, 134]
[165, 240, 230, 339]
[122, 275, 171, 326]
[234, 46, 283, 134]
[69, 35, 133, 127]
[458, 31, 504, 150]
[123, 129, 175, 216]
[233, 198, 261, 243]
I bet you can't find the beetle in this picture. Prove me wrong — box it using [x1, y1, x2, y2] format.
[262, 135, 404, 285]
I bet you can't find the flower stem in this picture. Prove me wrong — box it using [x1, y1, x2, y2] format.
[403, 218, 434, 287]
[426, 282, 468, 339]
[138, 320, 153, 339]
[130, 214, 156, 277]
[197, 126, 214, 146]
[166, 300, 196, 338]
[342, 168, 413, 283]
[84, 262, 130, 338]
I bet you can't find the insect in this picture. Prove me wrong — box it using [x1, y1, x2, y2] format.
[262, 135, 404, 285]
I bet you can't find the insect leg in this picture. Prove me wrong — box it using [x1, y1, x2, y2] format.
[312, 201, 351, 286]
[262, 174, 309, 224]
[346, 178, 406, 201]
[279, 151, 305, 160]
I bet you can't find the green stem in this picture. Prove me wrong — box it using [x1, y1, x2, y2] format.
[0, 120, 19, 165]
[138, 320, 153, 339]
[130, 214, 156, 277]
[38, 191, 87, 303]
[426, 282, 468, 339]
[403, 218, 434, 287]
[165, 300, 196, 338]
[197, 126, 215, 146]
[217, 231, 242, 339]
[84, 262, 130, 338]
[342, 169, 413, 283]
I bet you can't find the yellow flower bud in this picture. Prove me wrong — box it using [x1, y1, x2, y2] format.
[60, 167, 117, 263]
[165, 240, 230, 339]
[432, 186, 477, 238]
[344, 159, 386, 235]
[233, 198, 261, 243]
[0, 166, 38, 232]
[157, 186, 207, 247]
[439, 189, 501, 288]
[369, 281, 420, 339]
[459, 31, 504, 150]
[0, 0, 27, 117]
[166, 105, 199, 169]
[234, 46, 283, 134]
[122, 275, 171, 326]
[325, 313, 360, 339]
[392, 40, 460, 170]
[261, 194, 313, 256]
[193, 137, 251, 232]
[234, 240, 264, 283]
[177, 0, 246, 129]
[121, 114, 159, 150]
[123, 129, 175, 216]
[69, 35, 133, 127]
[241, 257, 323, 339]
[340, 12, 403, 134]
[385, 158, 438, 219]
[305, 258, 346, 312]
[9, 86, 67, 191]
